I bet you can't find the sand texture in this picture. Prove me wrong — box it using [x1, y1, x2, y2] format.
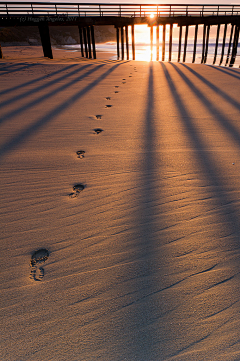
[1, 52, 240, 361]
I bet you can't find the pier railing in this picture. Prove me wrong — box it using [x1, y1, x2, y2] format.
[1, 2, 240, 18]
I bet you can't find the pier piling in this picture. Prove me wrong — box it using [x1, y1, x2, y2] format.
[201, 24, 206, 63]
[91, 25, 96, 59]
[87, 26, 92, 59]
[116, 27, 120, 60]
[169, 24, 173, 61]
[225, 24, 234, 65]
[126, 26, 129, 60]
[230, 25, 239, 67]
[150, 25, 153, 61]
[192, 24, 198, 63]
[183, 25, 188, 63]
[204, 24, 210, 63]
[220, 23, 227, 65]
[131, 24, 135, 60]
[162, 24, 166, 61]
[83, 27, 88, 58]
[38, 22, 53, 59]
[178, 25, 182, 62]
[156, 25, 159, 61]
[213, 24, 220, 64]
[78, 26, 84, 57]
[121, 26, 124, 60]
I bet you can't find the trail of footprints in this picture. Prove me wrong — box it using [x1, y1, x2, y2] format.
[30, 64, 136, 281]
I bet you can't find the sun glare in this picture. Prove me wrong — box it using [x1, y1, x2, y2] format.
[150, 13, 155, 18]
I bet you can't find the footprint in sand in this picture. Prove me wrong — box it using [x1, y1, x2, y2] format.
[115, 91, 119, 94]
[96, 114, 102, 119]
[122, 78, 126, 80]
[30, 248, 49, 281]
[105, 97, 111, 100]
[69, 183, 85, 198]
[115, 86, 119, 88]
[105, 104, 112, 108]
[93, 128, 103, 135]
[76, 150, 85, 159]
[122, 82, 126, 84]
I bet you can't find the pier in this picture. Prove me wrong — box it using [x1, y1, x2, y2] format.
[0, 2, 240, 66]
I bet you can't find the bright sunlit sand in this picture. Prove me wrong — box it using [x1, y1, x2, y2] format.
[1, 52, 240, 360]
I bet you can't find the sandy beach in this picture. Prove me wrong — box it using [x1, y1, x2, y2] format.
[1, 47, 240, 360]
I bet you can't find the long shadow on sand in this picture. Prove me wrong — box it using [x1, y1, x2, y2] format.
[169, 63, 240, 149]
[120, 63, 175, 360]
[0, 62, 123, 160]
[0, 63, 98, 125]
[0, 63, 79, 97]
[161, 62, 240, 355]
[180, 63, 240, 111]
[0, 62, 38, 75]
[163, 62, 240, 245]
[207, 65, 240, 80]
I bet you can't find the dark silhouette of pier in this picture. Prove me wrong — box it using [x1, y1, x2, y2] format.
[0, 2, 239, 66]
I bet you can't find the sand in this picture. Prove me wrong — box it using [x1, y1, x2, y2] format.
[1, 46, 240, 361]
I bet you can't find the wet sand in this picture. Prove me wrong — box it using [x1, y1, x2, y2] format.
[1, 48, 240, 360]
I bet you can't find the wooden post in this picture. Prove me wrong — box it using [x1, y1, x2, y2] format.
[78, 26, 84, 57]
[125, 25, 129, 60]
[162, 24, 166, 61]
[213, 24, 220, 64]
[183, 25, 188, 63]
[156, 25, 159, 61]
[169, 23, 173, 61]
[225, 24, 234, 66]
[201, 24, 206, 63]
[121, 26, 124, 60]
[116, 27, 120, 60]
[192, 24, 198, 63]
[0, 44, 2, 59]
[87, 26, 92, 59]
[229, 25, 239, 67]
[83, 27, 88, 58]
[38, 22, 53, 59]
[178, 25, 182, 62]
[91, 25, 96, 59]
[204, 24, 210, 63]
[219, 23, 227, 65]
[131, 24, 135, 60]
[150, 25, 153, 61]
